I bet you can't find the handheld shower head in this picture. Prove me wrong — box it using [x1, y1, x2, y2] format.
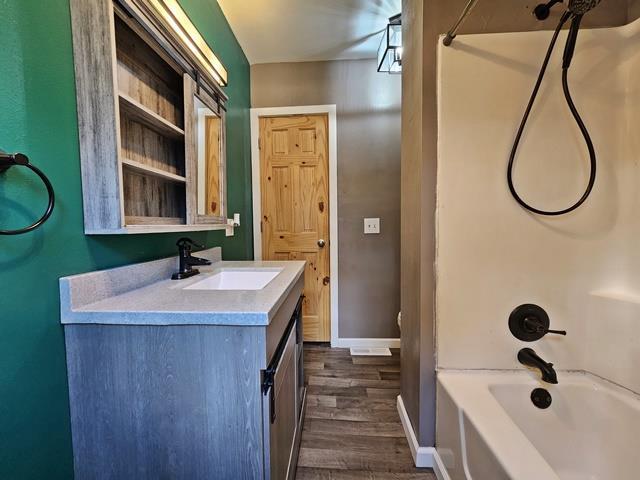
[568, 0, 602, 15]
[508, 0, 603, 216]
[562, 0, 604, 68]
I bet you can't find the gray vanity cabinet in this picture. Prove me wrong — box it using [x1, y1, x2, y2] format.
[64, 276, 305, 480]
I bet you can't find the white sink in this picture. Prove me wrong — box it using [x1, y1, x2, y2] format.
[183, 268, 282, 291]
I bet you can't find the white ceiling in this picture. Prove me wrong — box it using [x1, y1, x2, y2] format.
[217, 0, 401, 65]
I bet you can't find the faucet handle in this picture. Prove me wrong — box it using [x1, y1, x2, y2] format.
[524, 317, 567, 337]
[176, 237, 204, 249]
[509, 304, 567, 342]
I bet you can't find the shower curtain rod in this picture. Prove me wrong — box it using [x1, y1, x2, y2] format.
[443, 0, 481, 46]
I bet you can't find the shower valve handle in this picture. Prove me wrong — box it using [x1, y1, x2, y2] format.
[524, 317, 567, 336]
[509, 304, 567, 342]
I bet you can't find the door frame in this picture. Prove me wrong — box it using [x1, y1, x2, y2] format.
[250, 105, 338, 346]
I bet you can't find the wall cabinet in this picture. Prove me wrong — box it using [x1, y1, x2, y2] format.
[70, 0, 229, 234]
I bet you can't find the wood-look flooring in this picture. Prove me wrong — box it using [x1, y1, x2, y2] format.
[296, 345, 436, 479]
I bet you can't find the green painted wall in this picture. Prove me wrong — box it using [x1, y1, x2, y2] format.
[0, 1, 252, 478]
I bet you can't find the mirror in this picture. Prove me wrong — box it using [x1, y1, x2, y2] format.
[194, 96, 225, 219]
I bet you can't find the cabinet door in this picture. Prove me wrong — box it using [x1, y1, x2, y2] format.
[263, 325, 297, 480]
[184, 74, 227, 225]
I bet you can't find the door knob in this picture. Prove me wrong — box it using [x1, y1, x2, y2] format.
[317, 239, 326, 248]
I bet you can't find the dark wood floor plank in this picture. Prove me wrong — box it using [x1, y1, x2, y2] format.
[306, 406, 401, 422]
[308, 375, 400, 389]
[335, 396, 398, 411]
[306, 385, 369, 397]
[296, 345, 434, 479]
[301, 432, 412, 453]
[306, 361, 325, 370]
[366, 388, 402, 399]
[352, 356, 401, 366]
[305, 368, 382, 380]
[306, 394, 338, 408]
[298, 448, 421, 472]
[303, 418, 405, 437]
[380, 371, 401, 381]
[296, 468, 436, 480]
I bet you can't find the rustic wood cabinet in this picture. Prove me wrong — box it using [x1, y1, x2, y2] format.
[70, 0, 229, 234]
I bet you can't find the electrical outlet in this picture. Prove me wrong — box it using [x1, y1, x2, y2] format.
[364, 218, 380, 234]
[225, 218, 235, 237]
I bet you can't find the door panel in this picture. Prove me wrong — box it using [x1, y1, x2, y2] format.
[260, 115, 330, 342]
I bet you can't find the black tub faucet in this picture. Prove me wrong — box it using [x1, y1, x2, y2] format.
[172, 237, 211, 280]
[518, 348, 558, 384]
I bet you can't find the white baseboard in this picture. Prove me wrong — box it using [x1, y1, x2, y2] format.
[396, 395, 436, 468]
[432, 449, 451, 480]
[332, 338, 400, 349]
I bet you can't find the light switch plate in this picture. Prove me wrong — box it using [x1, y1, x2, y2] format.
[364, 218, 380, 234]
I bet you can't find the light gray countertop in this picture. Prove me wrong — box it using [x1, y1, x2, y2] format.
[60, 248, 305, 326]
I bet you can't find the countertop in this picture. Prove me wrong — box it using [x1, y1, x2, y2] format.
[60, 248, 305, 326]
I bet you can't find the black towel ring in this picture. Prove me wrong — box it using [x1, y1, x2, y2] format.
[0, 151, 55, 235]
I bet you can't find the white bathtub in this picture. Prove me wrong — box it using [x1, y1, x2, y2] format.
[436, 371, 640, 480]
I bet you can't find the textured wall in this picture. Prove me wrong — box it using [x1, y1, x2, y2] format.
[401, 0, 635, 449]
[400, 0, 435, 448]
[0, 1, 251, 478]
[251, 59, 401, 339]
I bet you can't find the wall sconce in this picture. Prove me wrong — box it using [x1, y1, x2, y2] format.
[377, 13, 402, 74]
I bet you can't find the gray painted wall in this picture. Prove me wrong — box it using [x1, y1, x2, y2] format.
[251, 59, 401, 339]
[401, 0, 636, 448]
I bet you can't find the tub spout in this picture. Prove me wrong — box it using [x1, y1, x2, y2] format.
[517, 348, 558, 384]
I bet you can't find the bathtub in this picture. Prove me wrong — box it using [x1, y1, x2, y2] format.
[436, 371, 640, 480]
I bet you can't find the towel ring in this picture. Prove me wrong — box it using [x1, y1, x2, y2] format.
[0, 151, 55, 235]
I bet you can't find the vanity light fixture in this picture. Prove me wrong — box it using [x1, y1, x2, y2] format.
[148, 0, 228, 86]
[377, 13, 402, 74]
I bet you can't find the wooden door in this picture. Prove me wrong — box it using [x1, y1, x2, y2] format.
[260, 114, 330, 342]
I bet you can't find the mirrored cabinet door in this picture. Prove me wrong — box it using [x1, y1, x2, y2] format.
[184, 74, 227, 225]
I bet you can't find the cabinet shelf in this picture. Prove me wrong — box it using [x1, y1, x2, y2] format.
[118, 93, 185, 139]
[125, 215, 184, 226]
[122, 158, 186, 183]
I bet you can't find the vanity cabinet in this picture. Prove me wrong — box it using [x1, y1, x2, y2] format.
[69, 0, 229, 234]
[63, 273, 306, 480]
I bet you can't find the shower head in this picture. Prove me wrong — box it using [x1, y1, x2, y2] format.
[568, 0, 603, 15]
[562, 0, 603, 68]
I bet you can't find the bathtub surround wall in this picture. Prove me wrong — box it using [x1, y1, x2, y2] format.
[0, 1, 251, 479]
[584, 19, 640, 392]
[251, 59, 401, 340]
[437, 19, 640, 393]
[400, 0, 637, 454]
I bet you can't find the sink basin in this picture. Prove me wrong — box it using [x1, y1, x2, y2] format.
[183, 268, 282, 291]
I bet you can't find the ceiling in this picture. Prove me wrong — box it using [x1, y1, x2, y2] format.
[217, 0, 401, 65]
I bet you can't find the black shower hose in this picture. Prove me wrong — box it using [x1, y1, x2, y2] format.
[0, 157, 55, 235]
[507, 11, 597, 216]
